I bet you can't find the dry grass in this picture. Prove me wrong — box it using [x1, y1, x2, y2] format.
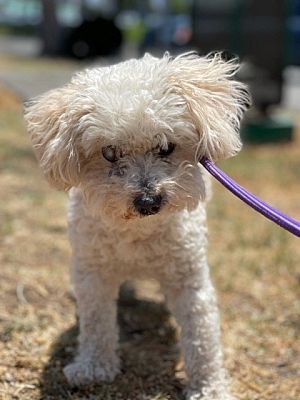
[0, 85, 21, 111]
[0, 89, 299, 400]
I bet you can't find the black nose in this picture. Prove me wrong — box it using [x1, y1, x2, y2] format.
[133, 194, 162, 216]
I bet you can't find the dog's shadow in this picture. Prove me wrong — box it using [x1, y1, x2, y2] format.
[40, 283, 185, 399]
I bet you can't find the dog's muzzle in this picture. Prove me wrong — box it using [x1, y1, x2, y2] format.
[133, 193, 162, 216]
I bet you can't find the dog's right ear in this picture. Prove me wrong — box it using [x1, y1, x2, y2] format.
[25, 85, 89, 191]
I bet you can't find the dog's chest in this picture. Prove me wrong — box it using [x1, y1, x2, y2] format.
[110, 228, 176, 277]
[68, 193, 207, 280]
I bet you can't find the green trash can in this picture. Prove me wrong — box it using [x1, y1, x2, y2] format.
[241, 116, 294, 144]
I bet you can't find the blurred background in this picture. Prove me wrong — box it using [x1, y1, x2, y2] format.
[0, 2, 300, 400]
[0, 0, 300, 116]
[0, 0, 300, 139]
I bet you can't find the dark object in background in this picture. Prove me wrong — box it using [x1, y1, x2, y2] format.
[140, 14, 193, 54]
[242, 116, 294, 143]
[192, 0, 295, 143]
[65, 16, 123, 59]
[192, 0, 285, 112]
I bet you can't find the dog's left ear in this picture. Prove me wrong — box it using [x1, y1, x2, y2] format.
[167, 52, 251, 161]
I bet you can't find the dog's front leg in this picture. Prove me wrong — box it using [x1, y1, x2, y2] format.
[163, 274, 233, 400]
[64, 265, 120, 387]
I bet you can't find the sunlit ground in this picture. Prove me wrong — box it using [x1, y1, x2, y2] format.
[0, 77, 299, 400]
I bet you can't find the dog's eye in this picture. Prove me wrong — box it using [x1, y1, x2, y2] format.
[158, 142, 175, 157]
[102, 146, 118, 162]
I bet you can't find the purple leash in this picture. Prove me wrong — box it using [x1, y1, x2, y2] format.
[200, 157, 300, 238]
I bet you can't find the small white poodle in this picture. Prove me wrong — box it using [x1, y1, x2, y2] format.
[25, 52, 249, 400]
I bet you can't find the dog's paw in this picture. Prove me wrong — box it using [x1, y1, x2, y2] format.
[64, 361, 119, 387]
[186, 388, 236, 400]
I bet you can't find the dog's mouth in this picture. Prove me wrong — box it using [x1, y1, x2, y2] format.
[123, 210, 136, 220]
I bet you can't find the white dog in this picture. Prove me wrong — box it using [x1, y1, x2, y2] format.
[25, 52, 249, 400]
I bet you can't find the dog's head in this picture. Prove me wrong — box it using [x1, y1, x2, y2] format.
[25, 53, 250, 223]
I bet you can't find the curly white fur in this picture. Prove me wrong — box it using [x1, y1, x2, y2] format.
[25, 52, 249, 399]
